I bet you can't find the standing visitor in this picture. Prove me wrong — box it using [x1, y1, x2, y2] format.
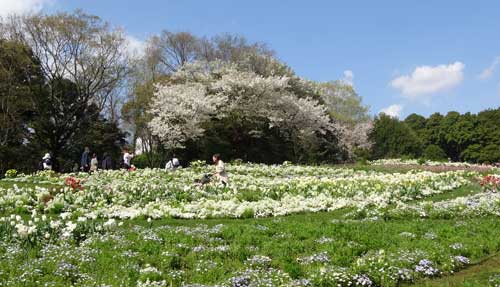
[165, 154, 181, 170]
[41, 153, 53, 170]
[90, 153, 98, 172]
[101, 152, 113, 170]
[122, 149, 134, 170]
[212, 154, 228, 186]
[80, 147, 90, 172]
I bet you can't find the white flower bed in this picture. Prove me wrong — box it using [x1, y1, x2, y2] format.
[0, 164, 473, 219]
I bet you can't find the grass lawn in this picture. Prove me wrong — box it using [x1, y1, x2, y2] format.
[1, 202, 500, 286]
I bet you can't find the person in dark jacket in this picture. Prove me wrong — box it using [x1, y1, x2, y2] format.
[80, 147, 90, 172]
[101, 152, 113, 170]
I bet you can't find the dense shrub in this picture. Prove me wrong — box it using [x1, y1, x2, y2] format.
[423, 145, 448, 161]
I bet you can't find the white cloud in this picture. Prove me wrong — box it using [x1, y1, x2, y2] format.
[390, 62, 464, 101]
[478, 57, 500, 80]
[379, 104, 403, 118]
[0, 0, 53, 17]
[342, 70, 354, 86]
[124, 34, 146, 59]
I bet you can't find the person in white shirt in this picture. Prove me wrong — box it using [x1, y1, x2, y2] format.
[41, 153, 52, 170]
[212, 154, 228, 186]
[122, 149, 134, 169]
[90, 153, 99, 172]
[165, 154, 181, 171]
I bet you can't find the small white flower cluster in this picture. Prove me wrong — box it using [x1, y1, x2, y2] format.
[297, 252, 330, 265]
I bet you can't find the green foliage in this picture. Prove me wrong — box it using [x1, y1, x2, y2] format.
[372, 108, 500, 164]
[423, 145, 448, 161]
[369, 114, 422, 159]
[189, 160, 207, 169]
[132, 153, 166, 169]
[0, 38, 127, 173]
[461, 144, 482, 163]
[4, 169, 17, 178]
[0, 39, 44, 175]
[240, 208, 255, 219]
[353, 148, 371, 164]
[477, 144, 500, 164]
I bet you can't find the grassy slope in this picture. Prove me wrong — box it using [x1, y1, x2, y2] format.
[391, 182, 500, 286]
[0, 174, 498, 286]
[2, 211, 498, 286]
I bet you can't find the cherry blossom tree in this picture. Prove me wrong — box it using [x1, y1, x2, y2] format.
[149, 81, 226, 149]
[148, 61, 352, 160]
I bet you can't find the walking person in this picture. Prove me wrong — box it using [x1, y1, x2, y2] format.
[80, 147, 90, 172]
[90, 153, 99, 172]
[101, 152, 113, 170]
[212, 154, 229, 187]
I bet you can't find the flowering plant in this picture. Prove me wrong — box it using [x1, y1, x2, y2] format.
[37, 170, 58, 178]
[189, 160, 206, 169]
[479, 175, 500, 193]
[5, 169, 17, 178]
[64, 176, 83, 191]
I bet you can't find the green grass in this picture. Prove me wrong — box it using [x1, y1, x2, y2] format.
[424, 184, 482, 203]
[1, 211, 500, 286]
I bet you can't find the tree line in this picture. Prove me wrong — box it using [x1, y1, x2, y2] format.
[369, 109, 500, 163]
[0, 11, 372, 175]
[1, 10, 497, 176]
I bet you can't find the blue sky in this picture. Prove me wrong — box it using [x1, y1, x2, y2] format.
[3, 0, 500, 118]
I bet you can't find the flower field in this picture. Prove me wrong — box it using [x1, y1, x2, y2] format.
[1, 163, 499, 286]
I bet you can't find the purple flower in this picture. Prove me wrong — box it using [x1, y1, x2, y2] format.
[454, 255, 470, 265]
[415, 259, 439, 276]
[353, 274, 373, 286]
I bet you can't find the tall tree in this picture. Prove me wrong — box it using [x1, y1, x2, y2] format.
[126, 32, 371, 164]
[1, 12, 130, 171]
[0, 39, 44, 174]
[0, 39, 43, 146]
[369, 113, 422, 159]
[404, 113, 427, 140]
[5, 11, 129, 112]
[315, 81, 369, 125]
[153, 31, 200, 73]
[149, 61, 343, 163]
